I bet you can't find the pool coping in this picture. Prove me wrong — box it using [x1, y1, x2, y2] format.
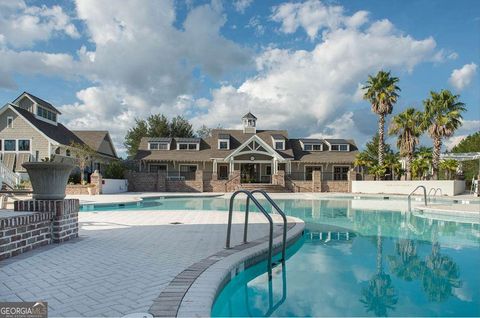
[148, 216, 305, 317]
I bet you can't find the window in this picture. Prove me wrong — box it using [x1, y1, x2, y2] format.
[331, 144, 349, 151]
[66, 149, 71, 156]
[149, 142, 169, 150]
[218, 165, 228, 180]
[177, 143, 198, 150]
[303, 144, 321, 151]
[7, 116, 13, 128]
[36, 106, 57, 122]
[275, 141, 285, 150]
[179, 164, 197, 180]
[55, 148, 61, 154]
[18, 140, 30, 151]
[266, 165, 272, 176]
[334, 166, 349, 180]
[219, 141, 229, 149]
[149, 164, 167, 173]
[4, 140, 16, 151]
[305, 166, 322, 181]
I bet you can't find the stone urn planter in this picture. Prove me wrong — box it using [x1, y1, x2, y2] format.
[22, 162, 75, 200]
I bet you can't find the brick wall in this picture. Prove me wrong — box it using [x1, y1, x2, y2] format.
[285, 180, 313, 192]
[321, 180, 349, 192]
[0, 199, 80, 261]
[66, 184, 99, 195]
[166, 180, 203, 192]
[125, 171, 166, 192]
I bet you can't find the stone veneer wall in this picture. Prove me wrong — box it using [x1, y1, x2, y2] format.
[321, 181, 349, 192]
[0, 199, 79, 261]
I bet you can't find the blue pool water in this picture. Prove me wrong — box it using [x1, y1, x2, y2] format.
[81, 196, 480, 316]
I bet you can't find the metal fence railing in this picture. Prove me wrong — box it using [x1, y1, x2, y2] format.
[167, 171, 196, 181]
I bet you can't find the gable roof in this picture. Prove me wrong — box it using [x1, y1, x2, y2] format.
[242, 112, 257, 120]
[71, 130, 118, 158]
[13, 92, 62, 114]
[10, 104, 83, 146]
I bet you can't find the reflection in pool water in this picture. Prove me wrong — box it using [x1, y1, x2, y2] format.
[212, 200, 480, 317]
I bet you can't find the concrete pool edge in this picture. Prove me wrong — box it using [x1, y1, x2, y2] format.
[147, 216, 304, 317]
[174, 217, 304, 318]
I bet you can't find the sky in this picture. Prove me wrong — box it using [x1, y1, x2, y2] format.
[0, 0, 478, 158]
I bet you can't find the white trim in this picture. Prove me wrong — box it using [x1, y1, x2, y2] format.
[217, 139, 230, 150]
[224, 134, 284, 162]
[332, 165, 350, 180]
[273, 140, 285, 151]
[330, 144, 350, 151]
[148, 142, 170, 150]
[176, 142, 200, 151]
[0, 104, 58, 146]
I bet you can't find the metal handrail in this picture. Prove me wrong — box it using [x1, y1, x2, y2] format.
[226, 190, 275, 280]
[407, 185, 427, 211]
[428, 187, 443, 201]
[251, 189, 287, 264]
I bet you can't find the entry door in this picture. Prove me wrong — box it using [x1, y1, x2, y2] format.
[218, 165, 228, 180]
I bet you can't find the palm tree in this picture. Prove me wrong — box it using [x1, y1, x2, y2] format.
[384, 152, 403, 180]
[360, 224, 398, 316]
[422, 90, 466, 179]
[389, 108, 424, 180]
[412, 146, 433, 179]
[439, 159, 458, 180]
[363, 70, 401, 169]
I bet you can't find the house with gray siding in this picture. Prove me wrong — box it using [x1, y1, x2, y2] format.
[0, 92, 118, 183]
[132, 113, 358, 192]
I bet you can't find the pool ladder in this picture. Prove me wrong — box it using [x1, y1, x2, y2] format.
[407, 185, 428, 212]
[225, 189, 288, 281]
[428, 187, 443, 202]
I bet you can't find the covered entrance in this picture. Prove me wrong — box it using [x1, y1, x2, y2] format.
[240, 163, 271, 183]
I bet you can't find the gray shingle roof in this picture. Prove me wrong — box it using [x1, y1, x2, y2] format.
[324, 138, 350, 144]
[175, 137, 201, 143]
[147, 137, 172, 142]
[271, 134, 285, 140]
[71, 130, 117, 158]
[218, 134, 230, 139]
[299, 138, 323, 143]
[14, 92, 62, 114]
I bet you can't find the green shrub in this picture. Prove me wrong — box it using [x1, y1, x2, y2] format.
[104, 161, 126, 179]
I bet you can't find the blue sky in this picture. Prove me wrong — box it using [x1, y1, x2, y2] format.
[0, 0, 478, 157]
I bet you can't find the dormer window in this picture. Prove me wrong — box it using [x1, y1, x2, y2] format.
[176, 138, 200, 150]
[149, 142, 169, 150]
[301, 139, 323, 151]
[331, 144, 349, 151]
[7, 116, 13, 128]
[36, 106, 57, 122]
[218, 134, 230, 150]
[271, 134, 285, 150]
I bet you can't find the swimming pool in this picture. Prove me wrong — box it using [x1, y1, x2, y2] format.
[210, 200, 480, 316]
[81, 196, 479, 316]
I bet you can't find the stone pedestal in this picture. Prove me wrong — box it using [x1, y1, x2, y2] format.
[312, 170, 322, 192]
[90, 170, 103, 194]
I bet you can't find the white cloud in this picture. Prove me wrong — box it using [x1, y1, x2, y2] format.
[233, 0, 253, 13]
[448, 52, 459, 60]
[192, 8, 438, 144]
[449, 62, 477, 91]
[443, 119, 480, 150]
[0, 0, 79, 48]
[271, 0, 369, 40]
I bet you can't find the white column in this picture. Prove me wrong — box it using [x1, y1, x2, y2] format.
[273, 158, 278, 174]
[229, 158, 234, 174]
[213, 159, 217, 173]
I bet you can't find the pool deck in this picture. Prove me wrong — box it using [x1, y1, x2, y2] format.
[0, 210, 299, 317]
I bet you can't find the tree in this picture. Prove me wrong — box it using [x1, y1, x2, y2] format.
[124, 114, 195, 156]
[104, 161, 126, 179]
[439, 159, 458, 180]
[363, 70, 401, 171]
[452, 131, 480, 181]
[196, 124, 223, 138]
[422, 90, 466, 179]
[124, 119, 148, 157]
[354, 134, 393, 178]
[70, 142, 96, 183]
[170, 116, 194, 137]
[384, 152, 403, 180]
[389, 108, 424, 180]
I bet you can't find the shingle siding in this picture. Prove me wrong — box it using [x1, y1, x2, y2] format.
[0, 108, 50, 161]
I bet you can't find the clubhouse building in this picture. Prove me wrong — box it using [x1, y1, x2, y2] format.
[131, 113, 358, 192]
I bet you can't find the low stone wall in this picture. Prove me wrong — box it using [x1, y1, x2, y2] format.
[203, 180, 228, 192]
[65, 184, 98, 195]
[125, 171, 166, 192]
[322, 180, 349, 192]
[286, 180, 313, 192]
[166, 180, 203, 192]
[1, 199, 79, 261]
